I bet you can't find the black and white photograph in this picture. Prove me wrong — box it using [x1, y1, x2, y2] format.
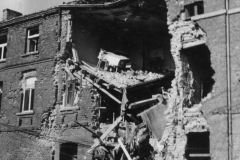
[0, 0, 239, 159]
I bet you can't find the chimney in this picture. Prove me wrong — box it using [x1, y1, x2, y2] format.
[2, 9, 22, 21]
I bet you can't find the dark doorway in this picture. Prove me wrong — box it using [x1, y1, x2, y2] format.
[186, 132, 211, 160]
[60, 143, 78, 160]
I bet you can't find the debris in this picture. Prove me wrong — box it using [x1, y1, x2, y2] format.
[118, 138, 133, 160]
[63, 48, 172, 160]
[87, 116, 123, 154]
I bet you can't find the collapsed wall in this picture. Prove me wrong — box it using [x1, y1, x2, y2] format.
[156, 19, 210, 159]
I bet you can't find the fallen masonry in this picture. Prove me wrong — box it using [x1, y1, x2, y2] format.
[62, 52, 172, 160]
[61, 25, 212, 158]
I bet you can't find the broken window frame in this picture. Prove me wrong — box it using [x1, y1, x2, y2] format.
[0, 35, 7, 61]
[21, 77, 36, 113]
[185, 1, 204, 19]
[64, 75, 77, 107]
[26, 27, 39, 54]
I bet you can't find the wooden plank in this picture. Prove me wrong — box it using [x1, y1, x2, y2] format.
[102, 83, 122, 93]
[118, 138, 132, 160]
[85, 77, 122, 104]
[87, 116, 123, 154]
[126, 114, 140, 124]
[73, 72, 81, 79]
[101, 116, 122, 139]
[128, 97, 159, 109]
[64, 66, 75, 80]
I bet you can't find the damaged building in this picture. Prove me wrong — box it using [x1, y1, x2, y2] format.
[0, 0, 239, 160]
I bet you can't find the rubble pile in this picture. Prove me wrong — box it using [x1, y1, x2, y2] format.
[183, 104, 209, 134]
[80, 65, 163, 90]
[61, 57, 164, 160]
[86, 68, 165, 88]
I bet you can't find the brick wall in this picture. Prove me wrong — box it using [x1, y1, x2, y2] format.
[166, 0, 240, 159]
[5, 15, 59, 67]
[0, 12, 59, 160]
[229, 11, 240, 159]
[0, 132, 52, 160]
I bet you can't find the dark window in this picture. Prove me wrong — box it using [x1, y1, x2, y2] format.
[60, 143, 78, 160]
[186, 132, 210, 160]
[23, 89, 30, 111]
[67, 83, 75, 106]
[185, 1, 204, 18]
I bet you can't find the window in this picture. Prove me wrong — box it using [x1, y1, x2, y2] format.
[65, 81, 76, 106]
[21, 77, 36, 112]
[185, 1, 204, 18]
[0, 35, 7, 61]
[63, 72, 81, 108]
[26, 27, 39, 53]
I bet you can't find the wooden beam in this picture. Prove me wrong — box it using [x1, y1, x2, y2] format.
[118, 138, 132, 160]
[87, 116, 123, 154]
[102, 83, 122, 93]
[85, 77, 122, 104]
[73, 72, 81, 79]
[126, 114, 140, 124]
[64, 66, 75, 80]
[128, 98, 159, 109]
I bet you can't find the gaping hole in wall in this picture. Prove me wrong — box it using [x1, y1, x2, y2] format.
[72, 0, 173, 74]
[61, 0, 178, 159]
[60, 143, 78, 160]
[181, 45, 215, 103]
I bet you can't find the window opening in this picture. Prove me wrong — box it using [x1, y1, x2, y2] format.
[185, 1, 204, 18]
[26, 27, 39, 53]
[21, 77, 36, 112]
[64, 73, 78, 107]
[0, 35, 7, 60]
[66, 83, 75, 106]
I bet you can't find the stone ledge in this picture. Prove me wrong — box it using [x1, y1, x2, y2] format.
[21, 51, 39, 57]
[0, 59, 6, 63]
[16, 110, 34, 116]
[60, 106, 80, 112]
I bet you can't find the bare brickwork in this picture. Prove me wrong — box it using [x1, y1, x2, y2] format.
[0, 0, 240, 160]
[165, 0, 240, 160]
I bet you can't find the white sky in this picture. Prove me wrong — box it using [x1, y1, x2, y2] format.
[0, 0, 73, 20]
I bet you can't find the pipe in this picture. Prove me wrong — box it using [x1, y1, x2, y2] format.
[225, 0, 233, 159]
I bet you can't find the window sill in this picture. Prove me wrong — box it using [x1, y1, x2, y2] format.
[60, 106, 80, 112]
[16, 110, 34, 116]
[22, 51, 39, 57]
[0, 59, 6, 63]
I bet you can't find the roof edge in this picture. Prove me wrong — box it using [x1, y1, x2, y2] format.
[59, 0, 134, 9]
[0, 7, 59, 28]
